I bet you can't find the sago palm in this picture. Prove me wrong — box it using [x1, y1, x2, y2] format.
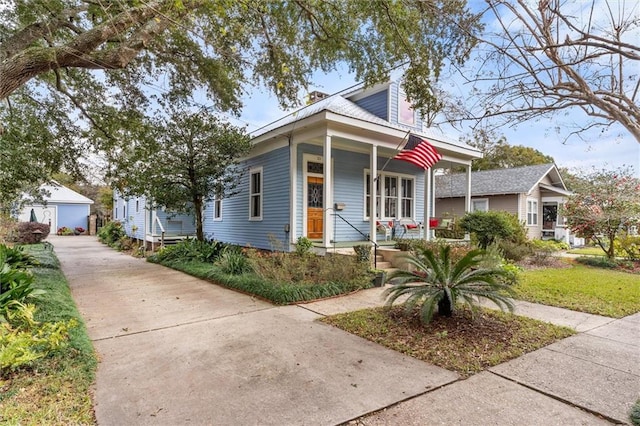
[383, 245, 515, 324]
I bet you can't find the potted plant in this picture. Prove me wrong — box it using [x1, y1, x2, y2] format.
[371, 269, 387, 287]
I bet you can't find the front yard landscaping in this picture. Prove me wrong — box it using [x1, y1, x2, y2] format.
[0, 244, 97, 424]
[147, 238, 373, 304]
[322, 306, 574, 378]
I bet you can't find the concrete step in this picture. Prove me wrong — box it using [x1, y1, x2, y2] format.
[375, 260, 393, 270]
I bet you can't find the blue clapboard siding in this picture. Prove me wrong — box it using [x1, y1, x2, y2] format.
[295, 144, 425, 243]
[155, 209, 196, 236]
[204, 146, 291, 250]
[56, 204, 90, 230]
[388, 81, 424, 131]
[353, 89, 388, 120]
[113, 192, 196, 239]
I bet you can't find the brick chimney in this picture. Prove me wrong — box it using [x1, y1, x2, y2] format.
[308, 90, 330, 104]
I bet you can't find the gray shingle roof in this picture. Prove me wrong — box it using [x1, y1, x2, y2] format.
[435, 164, 558, 198]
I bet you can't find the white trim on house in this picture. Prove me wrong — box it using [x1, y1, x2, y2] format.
[249, 166, 263, 221]
[213, 198, 222, 221]
[363, 169, 416, 221]
[526, 198, 539, 226]
[471, 198, 489, 212]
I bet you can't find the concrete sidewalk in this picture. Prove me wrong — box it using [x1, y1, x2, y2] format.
[52, 236, 639, 425]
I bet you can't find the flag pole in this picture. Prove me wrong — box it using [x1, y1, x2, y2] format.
[375, 129, 412, 181]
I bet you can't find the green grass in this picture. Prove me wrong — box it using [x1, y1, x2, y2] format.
[514, 265, 640, 317]
[322, 306, 574, 377]
[152, 258, 372, 304]
[1, 244, 97, 425]
[566, 246, 607, 256]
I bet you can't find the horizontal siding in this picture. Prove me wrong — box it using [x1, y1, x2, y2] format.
[353, 90, 388, 120]
[204, 146, 290, 250]
[388, 81, 424, 131]
[295, 144, 426, 243]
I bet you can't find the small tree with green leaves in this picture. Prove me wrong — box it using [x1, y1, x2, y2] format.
[459, 211, 515, 249]
[384, 245, 515, 324]
[564, 167, 640, 260]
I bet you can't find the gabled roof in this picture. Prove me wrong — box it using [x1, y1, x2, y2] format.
[250, 92, 476, 151]
[435, 164, 567, 198]
[34, 181, 94, 204]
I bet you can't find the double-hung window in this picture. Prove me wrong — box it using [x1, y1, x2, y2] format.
[249, 167, 262, 220]
[471, 199, 489, 212]
[365, 171, 414, 220]
[527, 199, 538, 226]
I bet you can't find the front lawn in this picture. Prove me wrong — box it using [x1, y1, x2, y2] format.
[1, 244, 97, 424]
[322, 306, 574, 378]
[566, 246, 607, 256]
[514, 265, 640, 317]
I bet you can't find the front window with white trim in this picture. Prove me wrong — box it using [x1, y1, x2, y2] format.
[213, 197, 222, 221]
[365, 171, 414, 220]
[249, 167, 262, 220]
[527, 199, 539, 226]
[471, 199, 489, 212]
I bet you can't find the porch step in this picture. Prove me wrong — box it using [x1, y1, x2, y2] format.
[375, 260, 393, 270]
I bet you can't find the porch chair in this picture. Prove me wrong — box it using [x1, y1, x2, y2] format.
[376, 220, 393, 241]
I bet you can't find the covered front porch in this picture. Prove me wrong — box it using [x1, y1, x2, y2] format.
[288, 127, 480, 250]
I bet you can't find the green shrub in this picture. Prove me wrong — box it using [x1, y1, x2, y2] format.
[295, 236, 314, 257]
[151, 238, 226, 263]
[12, 222, 51, 244]
[0, 301, 77, 373]
[217, 249, 252, 275]
[498, 240, 532, 261]
[615, 234, 640, 260]
[353, 244, 371, 264]
[459, 211, 516, 249]
[530, 239, 569, 251]
[0, 244, 38, 269]
[97, 221, 125, 246]
[574, 256, 619, 269]
[0, 245, 44, 315]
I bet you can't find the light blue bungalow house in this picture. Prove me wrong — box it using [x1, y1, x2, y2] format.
[201, 81, 481, 252]
[114, 81, 481, 251]
[112, 191, 196, 245]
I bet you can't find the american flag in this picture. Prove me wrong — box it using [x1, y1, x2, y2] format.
[394, 134, 442, 169]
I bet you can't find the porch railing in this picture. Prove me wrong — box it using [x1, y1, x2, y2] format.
[332, 211, 379, 269]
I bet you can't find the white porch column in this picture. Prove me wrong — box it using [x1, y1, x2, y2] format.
[369, 144, 378, 245]
[465, 165, 472, 240]
[323, 135, 333, 248]
[423, 168, 431, 241]
[465, 165, 472, 213]
[289, 140, 297, 248]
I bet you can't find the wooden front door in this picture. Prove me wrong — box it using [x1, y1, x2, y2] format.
[307, 176, 323, 239]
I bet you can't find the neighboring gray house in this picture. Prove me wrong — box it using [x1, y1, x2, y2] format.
[435, 163, 581, 244]
[17, 181, 94, 232]
[114, 80, 483, 251]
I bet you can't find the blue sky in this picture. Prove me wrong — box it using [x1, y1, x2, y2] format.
[232, 67, 639, 178]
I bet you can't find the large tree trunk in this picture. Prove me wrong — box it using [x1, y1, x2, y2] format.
[194, 197, 204, 242]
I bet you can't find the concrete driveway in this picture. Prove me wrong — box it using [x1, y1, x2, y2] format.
[53, 236, 458, 425]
